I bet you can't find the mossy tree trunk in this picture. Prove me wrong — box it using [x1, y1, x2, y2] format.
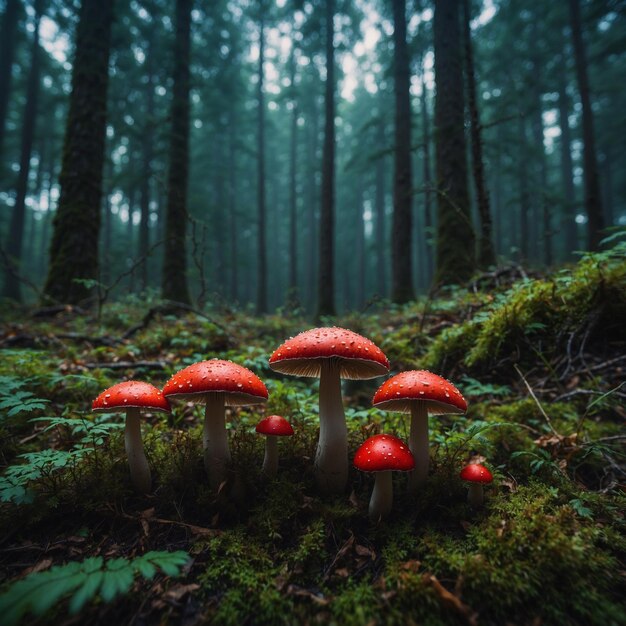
[317, 0, 336, 318]
[161, 0, 192, 305]
[3, 0, 43, 302]
[462, 0, 495, 270]
[568, 0, 605, 250]
[433, 0, 476, 286]
[0, 0, 20, 164]
[391, 0, 414, 303]
[43, 0, 113, 305]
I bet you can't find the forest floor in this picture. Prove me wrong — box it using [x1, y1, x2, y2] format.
[0, 246, 625, 625]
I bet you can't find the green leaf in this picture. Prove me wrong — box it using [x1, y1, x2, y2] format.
[100, 560, 134, 602]
[69, 570, 103, 614]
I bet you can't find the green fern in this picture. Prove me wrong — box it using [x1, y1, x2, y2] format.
[30, 414, 124, 445]
[0, 390, 49, 419]
[0, 550, 190, 625]
[0, 448, 92, 504]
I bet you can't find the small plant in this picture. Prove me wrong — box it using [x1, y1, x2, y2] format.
[0, 448, 91, 504]
[0, 550, 190, 625]
[0, 375, 49, 419]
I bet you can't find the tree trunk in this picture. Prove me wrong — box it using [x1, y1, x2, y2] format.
[568, 0, 604, 250]
[127, 187, 137, 294]
[256, 16, 267, 313]
[139, 23, 155, 292]
[288, 46, 298, 305]
[391, 0, 414, 302]
[375, 117, 387, 298]
[531, 87, 551, 266]
[601, 149, 613, 228]
[517, 116, 530, 262]
[317, 0, 336, 318]
[100, 158, 113, 285]
[419, 68, 433, 284]
[3, 0, 43, 301]
[43, 0, 113, 304]
[462, 0, 495, 269]
[433, 0, 475, 285]
[355, 185, 365, 306]
[162, 0, 192, 304]
[306, 96, 319, 312]
[0, 0, 20, 162]
[557, 75, 577, 256]
[228, 116, 238, 301]
[39, 154, 56, 278]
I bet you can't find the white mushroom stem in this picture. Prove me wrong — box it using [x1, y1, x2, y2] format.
[124, 407, 151, 494]
[407, 401, 429, 493]
[203, 393, 231, 490]
[315, 359, 348, 494]
[262, 435, 279, 477]
[467, 483, 484, 508]
[369, 471, 393, 522]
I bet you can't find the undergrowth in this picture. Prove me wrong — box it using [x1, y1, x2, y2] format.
[0, 251, 624, 625]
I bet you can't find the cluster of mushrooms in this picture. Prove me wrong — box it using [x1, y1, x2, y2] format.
[92, 327, 493, 521]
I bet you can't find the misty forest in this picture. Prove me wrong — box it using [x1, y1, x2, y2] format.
[0, 0, 625, 624]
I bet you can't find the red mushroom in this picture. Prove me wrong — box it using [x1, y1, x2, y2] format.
[353, 434, 414, 521]
[269, 327, 389, 494]
[162, 360, 268, 489]
[460, 463, 493, 507]
[255, 415, 294, 477]
[373, 370, 467, 493]
[92, 381, 170, 494]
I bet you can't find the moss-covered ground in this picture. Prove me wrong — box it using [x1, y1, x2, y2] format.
[0, 251, 625, 625]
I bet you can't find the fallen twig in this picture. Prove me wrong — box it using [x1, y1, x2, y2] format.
[84, 361, 168, 370]
[514, 364, 559, 436]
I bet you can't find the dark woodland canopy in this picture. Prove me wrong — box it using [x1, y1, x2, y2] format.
[0, 0, 623, 310]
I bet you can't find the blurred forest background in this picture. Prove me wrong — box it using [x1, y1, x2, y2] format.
[0, 0, 624, 314]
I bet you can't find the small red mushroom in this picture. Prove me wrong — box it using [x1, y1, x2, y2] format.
[373, 370, 467, 493]
[353, 434, 414, 521]
[162, 360, 268, 489]
[460, 463, 493, 507]
[255, 415, 294, 477]
[92, 381, 170, 494]
[269, 327, 389, 494]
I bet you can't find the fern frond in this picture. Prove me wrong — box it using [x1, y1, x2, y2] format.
[0, 551, 190, 625]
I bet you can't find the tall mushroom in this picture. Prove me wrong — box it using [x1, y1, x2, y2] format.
[255, 415, 294, 477]
[92, 381, 170, 494]
[269, 327, 389, 494]
[373, 370, 467, 493]
[353, 434, 414, 521]
[162, 360, 268, 489]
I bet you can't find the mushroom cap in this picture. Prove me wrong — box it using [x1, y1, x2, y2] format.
[92, 381, 171, 413]
[269, 327, 389, 379]
[459, 463, 493, 484]
[372, 370, 467, 415]
[353, 434, 415, 473]
[255, 415, 294, 436]
[162, 359, 268, 406]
